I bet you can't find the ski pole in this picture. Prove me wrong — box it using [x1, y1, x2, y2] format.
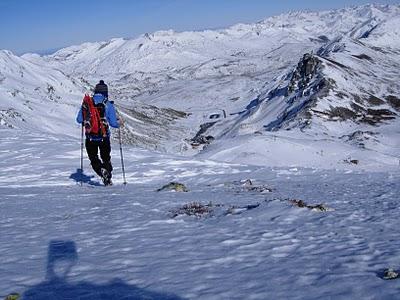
[118, 126, 127, 185]
[80, 124, 84, 186]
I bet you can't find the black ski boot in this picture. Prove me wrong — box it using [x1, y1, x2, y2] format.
[101, 168, 113, 186]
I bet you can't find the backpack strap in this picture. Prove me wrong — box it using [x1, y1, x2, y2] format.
[81, 94, 92, 132]
[96, 103, 108, 138]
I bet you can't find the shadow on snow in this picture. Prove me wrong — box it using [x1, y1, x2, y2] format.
[69, 168, 101, 186]
[23, 240, 185, 300]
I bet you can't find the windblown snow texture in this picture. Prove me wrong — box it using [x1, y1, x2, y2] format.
[0, 131, 399, 299]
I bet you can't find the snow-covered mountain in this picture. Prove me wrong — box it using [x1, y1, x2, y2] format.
[0, 50, 89, 136]
[2, 4, 400, 169]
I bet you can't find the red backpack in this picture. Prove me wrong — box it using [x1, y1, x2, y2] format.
[81, 94, 108, 137]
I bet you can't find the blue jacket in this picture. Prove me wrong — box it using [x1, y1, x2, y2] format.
[76, 100, 119, 140]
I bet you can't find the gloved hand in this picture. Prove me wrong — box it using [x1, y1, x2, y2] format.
[84, 120, 91, 131]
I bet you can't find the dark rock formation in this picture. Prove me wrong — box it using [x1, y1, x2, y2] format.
[287, 53, 321, 95]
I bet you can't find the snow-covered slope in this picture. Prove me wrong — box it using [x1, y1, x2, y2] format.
[203, 33, 400, 170]
[1, 130, 400, 300]
[3, 4, 400, 169]
[0, 50, 88, 136]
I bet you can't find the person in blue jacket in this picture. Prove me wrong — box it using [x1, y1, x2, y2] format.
[76, 80, 120, 185]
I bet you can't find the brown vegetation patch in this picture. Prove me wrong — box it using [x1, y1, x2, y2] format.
[361, 108, 397, 125]
[170, 201, 260, 218]
[366, 95, 385, 106]
[386, 95, 400, 111]
[170, 202, 213, 218]
[288, 199, 332, 212]
[329, 107, 358, 120]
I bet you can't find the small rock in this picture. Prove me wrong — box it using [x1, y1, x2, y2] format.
[157, 182, 189, 192]
[343, 158, 359, 165]
[289, 199, 307, 208]
[232, 179, 273, 193]
[5, 293, 20, 300]
[242, 179, 253, 186]
[243, 186, 272, 193]
[311, 204, 330, 212]
[383, 268, 399, 280]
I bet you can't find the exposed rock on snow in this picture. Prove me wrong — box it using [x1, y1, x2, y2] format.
[287, 53, 321, 95]
[189, 122, 216, 148]
[157, 182, 189, 192]
[288, 199, 333, 212]
[4, 293, 21, 300]
[382, 268, 399, 280]
[0, 109, 25, 128]
[343, 158, 359, 165]
[226, 179, 273, 194]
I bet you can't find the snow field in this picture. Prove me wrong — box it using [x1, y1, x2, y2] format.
[1, 130, 399, 299]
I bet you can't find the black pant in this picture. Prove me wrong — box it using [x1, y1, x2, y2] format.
[85, 138, 113, 178]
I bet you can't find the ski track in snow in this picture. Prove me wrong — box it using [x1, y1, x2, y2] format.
[1, 130, 400, 299]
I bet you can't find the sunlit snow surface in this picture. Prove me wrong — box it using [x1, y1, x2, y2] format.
[1, 130, 399, 299]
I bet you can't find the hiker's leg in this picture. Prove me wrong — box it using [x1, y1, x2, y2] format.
[99, 138, 113, 177]
[85, 139, 102, 176]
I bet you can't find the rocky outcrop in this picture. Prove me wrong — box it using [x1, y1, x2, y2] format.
[0, 109, 25, 128]
[287, 53, 321, 95]
[189, 122, 216, 148]
[263, 53, 331, 131]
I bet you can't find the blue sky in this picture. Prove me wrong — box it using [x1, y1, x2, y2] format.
[0, 0, 398, 54]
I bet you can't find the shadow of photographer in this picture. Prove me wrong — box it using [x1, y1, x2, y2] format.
[23, 240, 185, 300]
